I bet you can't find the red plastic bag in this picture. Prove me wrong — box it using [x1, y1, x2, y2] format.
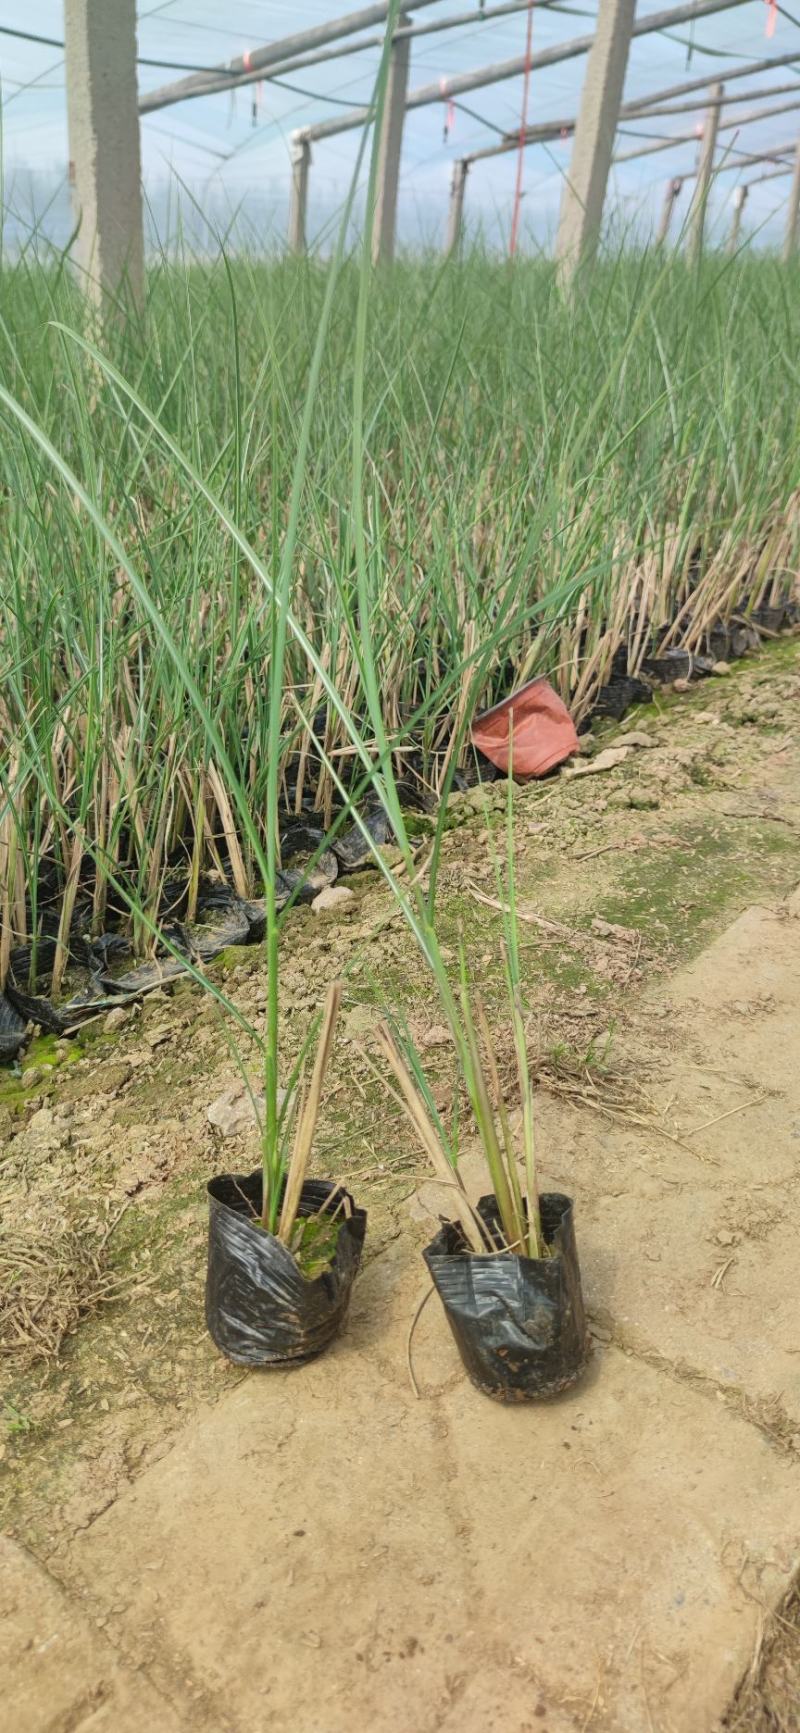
[470, 676, 579, 779]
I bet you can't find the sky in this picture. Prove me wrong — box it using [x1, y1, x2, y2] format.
[2, 0, 800, 252]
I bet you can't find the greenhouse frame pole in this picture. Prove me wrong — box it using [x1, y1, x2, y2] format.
[656, 175, 684, 244]
[613, 90, 800, 163]
[445, 159, 470, 254]
[288, 137, 311, 254]
[292, 0, 750, 259]
[139, 0, 550, 114]
[373, 17, 412, 264]
[728, 182, 748, 251]
[464, 51, 800, 167]
[688, 83, 723, 264]
[298, 0, 752, 146]
[64, 0, 144, 310]
[555, 0, 637, 276]
[138, 0, 442, 113]
[783, 137, 800, 259]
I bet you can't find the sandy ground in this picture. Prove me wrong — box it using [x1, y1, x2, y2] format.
[2, 647, 800, 1731]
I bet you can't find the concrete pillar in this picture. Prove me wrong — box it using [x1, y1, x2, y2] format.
[555, 0, 637, 278]
[288, 135, 311, 254]
[445, 159, 469, 256]
[64, 0, 144, 310]
[656, 175, 684, 245]
[372, 16, 411, 265]
[783, 136, 800, 260]
[728, 183, 748, 254]
[688, 83, 723, 266]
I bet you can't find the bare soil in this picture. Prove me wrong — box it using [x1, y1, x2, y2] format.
[1, 644, 800, 1731]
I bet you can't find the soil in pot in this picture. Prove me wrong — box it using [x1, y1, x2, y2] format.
[206, 1173, 366, 1368]
[423, 1192, 587, 1402]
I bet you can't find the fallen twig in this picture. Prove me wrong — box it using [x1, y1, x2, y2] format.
[466, 881, 574, 938]
[570, 842, 620, 862]
[407, 1284, 435, 1399]
[685, 1094, 768, 1137]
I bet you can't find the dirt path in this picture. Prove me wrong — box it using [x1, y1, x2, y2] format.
[2, 646, 800, 1731]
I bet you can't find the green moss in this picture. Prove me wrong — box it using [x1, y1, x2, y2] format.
[211, 942, 265, 975]
[0, 1031, 84, 1107]
[594, 819, 795, 961]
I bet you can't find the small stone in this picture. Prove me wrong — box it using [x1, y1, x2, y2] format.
[575, 734, 596, 757]
[145, 1025, 171, 1049]
[563, 746, 631, 780]
[591, 918, 638, 943]
[711, 661, 731, 676]
[716, 1229, 735, 1247]
[615, 731, 656, 749]
[463, 781, 509, 812]
[312, 885, 355, 915]
[93, 1060, 133, 1093]
[672, 678, 691, 693]
[206, 1083, 285, 1138]
[28, 1107, 54, 1133]
[628, 789, 660, 811]
[104, 1006, 130, 1034]
[21, 1067, 42, 1090]
[420, 1025, 452, 1050]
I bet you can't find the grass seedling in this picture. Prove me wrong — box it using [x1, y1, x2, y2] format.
[373, 754, 545, 1259]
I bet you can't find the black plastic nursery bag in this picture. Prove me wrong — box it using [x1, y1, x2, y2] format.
[206, 1173, 366, 1367]
[424, 1192, 587, 1402]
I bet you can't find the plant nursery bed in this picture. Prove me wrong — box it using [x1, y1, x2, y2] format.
[1, 646, 800, 1732]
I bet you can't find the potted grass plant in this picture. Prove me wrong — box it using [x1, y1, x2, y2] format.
[0, 6, 450, 1374]
[1, 637, 368, 1370]
[370, 768, 587, 1402]
[204, 979, 367, 1367]
[0, 108, 382, 1369]
[0, 0, 583, 1382]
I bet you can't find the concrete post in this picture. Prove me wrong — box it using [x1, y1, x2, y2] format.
[64, 0, 144, 310]
[728, 183, 748, 253]
[555, 0, 637, 278]
[783, 136, 800, 260]
[688, 83, 723, 266]
[656, 175, 684, 245]
[288, 136, 311, 254]
[445, 159, 470, 256]
[372, 16, 412, 264]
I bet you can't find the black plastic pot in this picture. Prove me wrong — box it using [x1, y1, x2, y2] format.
[206, 1172, 366, 1367]
[752, 604, 789, 635]
[423, 1192, 587, 1403]
[642, 647, 714, 683]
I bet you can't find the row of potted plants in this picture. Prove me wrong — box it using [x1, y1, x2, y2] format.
[204, 758, 587, 1404]
[0, 0, 586, 1403]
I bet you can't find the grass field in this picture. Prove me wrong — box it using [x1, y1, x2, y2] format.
[1, 247, 799, 973]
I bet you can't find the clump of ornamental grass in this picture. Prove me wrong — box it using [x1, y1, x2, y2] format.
[0, 0, 411, 1261]
[360, 739, 544, 1257]
[1, 223, 799, 984]
[2, 0, 799, 1260]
